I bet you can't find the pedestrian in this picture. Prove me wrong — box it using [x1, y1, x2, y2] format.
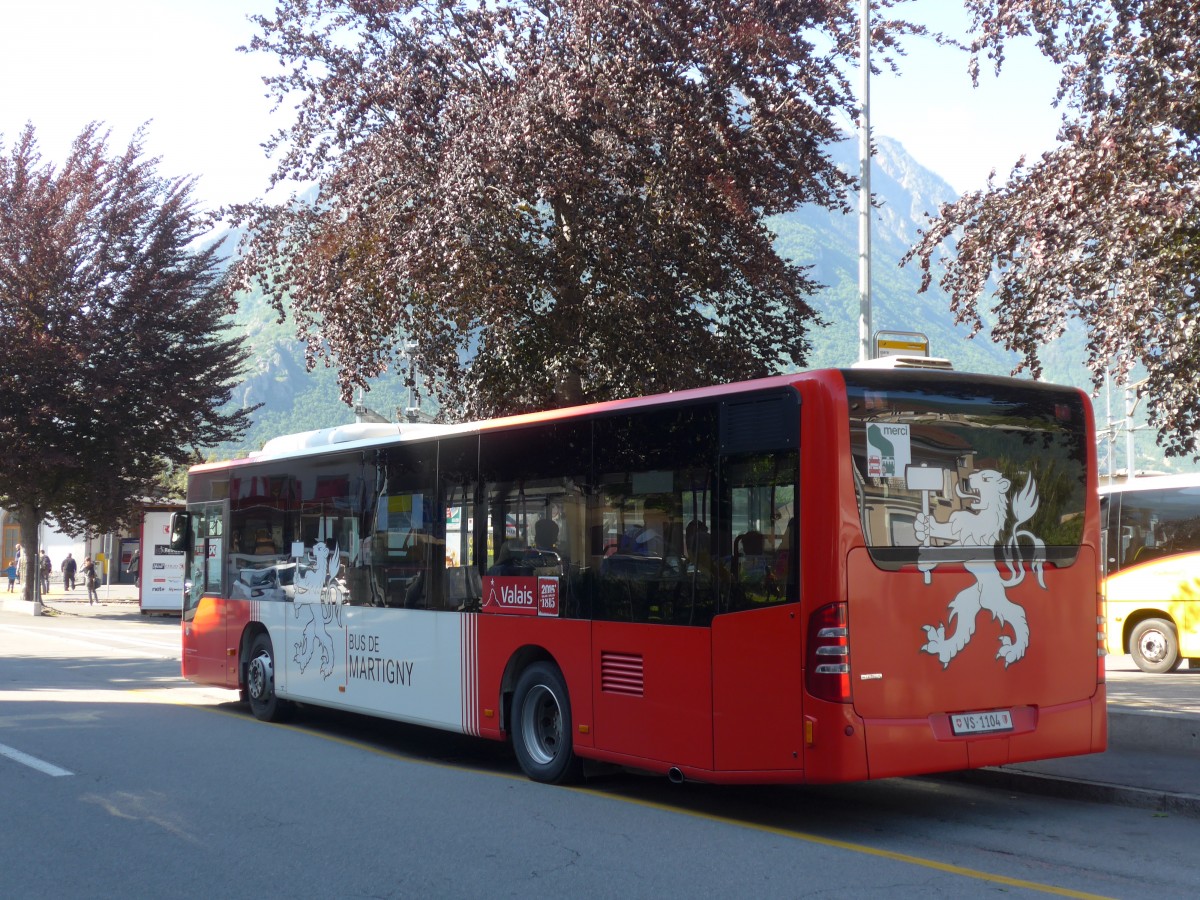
[4, 559, 15, 592]
[126, 548, 141, 587]
[61, 552, 78, 591]
[39, 550, 52, 594]
[13, 543, 22, 585]
[81, 557, 100, 605]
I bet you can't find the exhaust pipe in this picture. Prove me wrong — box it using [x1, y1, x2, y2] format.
[667, 767, 685, 785]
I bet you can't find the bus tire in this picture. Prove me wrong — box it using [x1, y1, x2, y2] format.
[246, 633, 292, 722]
[511, 662, 581, 784]
[1130, 618, 1182, 674]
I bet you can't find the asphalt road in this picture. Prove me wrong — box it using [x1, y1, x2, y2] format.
[3, 601, 1200, 898]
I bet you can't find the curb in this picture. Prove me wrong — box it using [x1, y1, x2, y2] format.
[940, 766, 1200, 819]
[2, 592, 140, 616]
[935, 708, 1200, 818]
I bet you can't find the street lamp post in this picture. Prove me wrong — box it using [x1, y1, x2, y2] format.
[1125, 378, 1149, 478]
[402, 341, 423, 423]
[1104, 370, 1114, 483]
[857, 0, 872, 363]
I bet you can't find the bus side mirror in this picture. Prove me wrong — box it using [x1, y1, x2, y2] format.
[169, 512, 190, 552]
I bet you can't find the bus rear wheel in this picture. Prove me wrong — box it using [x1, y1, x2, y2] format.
[246, 633, 292, 722]
[511, 662, 581, 784]
[1130, 618, 1182, 674]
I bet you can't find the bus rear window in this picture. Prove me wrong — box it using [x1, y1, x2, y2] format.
[844, 372, 1089, 569]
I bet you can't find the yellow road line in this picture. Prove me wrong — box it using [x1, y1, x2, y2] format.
[569, 786, 1113, 899]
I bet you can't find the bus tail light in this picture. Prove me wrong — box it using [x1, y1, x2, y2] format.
[806, 602, 851, 703]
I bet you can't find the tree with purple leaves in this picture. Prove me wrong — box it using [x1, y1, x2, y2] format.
[226, 0, 925, 419]
[907, 0, 1200, 456]
[0, 123, 254, 602]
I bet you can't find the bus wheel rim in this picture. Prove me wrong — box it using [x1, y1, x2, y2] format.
[249, 653, 272, 700]
[520, 685, 561, 766]
[1139, 630, 1167, 662]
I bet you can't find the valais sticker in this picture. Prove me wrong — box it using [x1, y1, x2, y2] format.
[482, 576, 559, 617]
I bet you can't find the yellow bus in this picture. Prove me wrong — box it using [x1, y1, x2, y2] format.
[1101, 474, 1200, 672]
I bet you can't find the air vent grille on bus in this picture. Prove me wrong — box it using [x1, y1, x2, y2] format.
[720, 391, 799, 454]
[601, 651, 645, 697]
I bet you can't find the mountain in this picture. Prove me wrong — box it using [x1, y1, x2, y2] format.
[774, 134, 1080, 378]
[213, 135, 1172, 470]
[216, 280, 420, 456]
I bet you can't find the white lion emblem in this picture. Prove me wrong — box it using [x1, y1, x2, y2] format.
[293, 541, 344, 679]
[914, 469, 1045, 668]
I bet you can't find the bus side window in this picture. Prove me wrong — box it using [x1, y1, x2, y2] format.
[437, 435, 479, 611]
[1119, 525, 1135, 569]
[480, 422, 589, 618]
[723, 450, 798, 612]
[1118, 486, 1200, 569]
[369, 444, 436, 609]
[444, 480, 480, 614]
[592, 405, 719, 626]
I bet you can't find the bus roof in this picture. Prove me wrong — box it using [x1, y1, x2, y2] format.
[192, 367, 1071, 474]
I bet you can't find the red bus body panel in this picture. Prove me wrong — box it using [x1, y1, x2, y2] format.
[845, 547, 1106, 779]
[181, 597, 229, 686]
[473, 616, 593, 743]
[181, 597, 252, 690]
[711, 604, 805, 773]
[589, 621, 713, 770]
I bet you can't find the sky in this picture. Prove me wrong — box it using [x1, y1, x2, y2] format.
[0, 1, 1065, 214]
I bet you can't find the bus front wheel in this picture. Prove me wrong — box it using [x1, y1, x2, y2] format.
[511, 662, 581, 784]
[246, 633, 292, 721]
[1130, 618, 1182, 674]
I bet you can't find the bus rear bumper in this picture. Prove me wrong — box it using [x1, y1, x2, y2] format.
[858, 688, 1108, 780]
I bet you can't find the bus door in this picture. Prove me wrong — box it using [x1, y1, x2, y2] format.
[711, 444, 804, 773]
[181, 501, 230, 685]
[588, 407, 719, 771]
[711, 607, 805, 772]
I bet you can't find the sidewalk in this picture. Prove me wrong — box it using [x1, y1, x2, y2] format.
[946, 711, 1200, 818]
[0, 581, 142, 614]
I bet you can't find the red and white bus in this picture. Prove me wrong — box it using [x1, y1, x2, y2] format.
[175, 365, 1106, 784]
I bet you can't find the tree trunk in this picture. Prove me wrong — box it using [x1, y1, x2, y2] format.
[552, 367, 585, 407]
[18, 505, 41, 604]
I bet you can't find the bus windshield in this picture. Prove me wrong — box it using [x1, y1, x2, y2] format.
[845, 372, 1089, 569]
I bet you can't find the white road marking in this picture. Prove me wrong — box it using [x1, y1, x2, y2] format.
[0, 741, 73, 777]
[81, 629, 181, 652]
[0, 624, 178, 655]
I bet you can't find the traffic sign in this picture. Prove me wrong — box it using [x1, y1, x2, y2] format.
[874, 330, 930, 358]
